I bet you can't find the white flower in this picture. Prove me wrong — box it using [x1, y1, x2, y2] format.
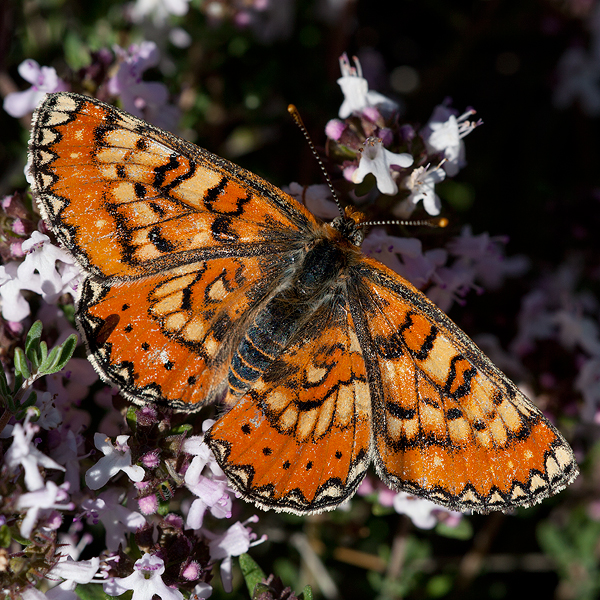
[82, 489, 146, 551]
[392, 492, 461, 529]
[85, 433, 145, 490]
[422, 104, 478, 176]
[16, 481, 73, 538]
[285, 183, 340, 220]
[0, 232, 80, 322]
[399, 164, 446, 216]
[5, 420, 65, 491]
[45, 556, 100, 600]
[352, 137, 414, 195]
[337, 53, 398, 118]
[103, 554, 183, 600]
[203, 518, 266, 593]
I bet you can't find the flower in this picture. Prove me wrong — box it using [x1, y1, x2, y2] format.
[392, 492, 462, 529]
[399, 163, 446, 216]
[4, 59, 67, 118]
[107, 42, 180, 130]
[85, 434, 145, 490]
[16, 481, 73, 538]
[422, 104, 478, 176]
[204, 518, 266, 593]
[362, 229, 447, 289]
[337, 53, 398, 118]
[285, 183, 340, 220]
[45, 556, 100, 600]
[103, 553, 184, 600]
[0, 232, 80, 322]
[82, 489, 146, 551]
[184, 424, 233, 528]
[351, 137, 414, 195]
[5, 420, 65, 492]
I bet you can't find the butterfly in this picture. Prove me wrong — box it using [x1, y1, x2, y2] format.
[29, 92, 578, 515]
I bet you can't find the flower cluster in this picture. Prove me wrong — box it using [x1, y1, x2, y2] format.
[325, 53, 480, 219]
[3, 43, 178, 130]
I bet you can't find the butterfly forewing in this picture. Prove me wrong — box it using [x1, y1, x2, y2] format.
[350, 259, 578, 511]
[29, 93, 317, 279]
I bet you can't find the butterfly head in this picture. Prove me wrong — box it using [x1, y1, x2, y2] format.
[330, 206, 367, 247]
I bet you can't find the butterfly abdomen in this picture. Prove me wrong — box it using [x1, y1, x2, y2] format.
[228, 238, 349, 398]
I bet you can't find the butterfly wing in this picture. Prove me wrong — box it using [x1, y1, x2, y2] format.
[348, 258, 578, 512]
[29, 92, 319, 408]
[205, 297, 372, 514]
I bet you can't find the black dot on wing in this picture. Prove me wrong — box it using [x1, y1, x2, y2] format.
[306, 461, 313, 470]
[241, 423, 251, 434]
[262, 447, 272, 456]
[164, 361, 174, 371]
[122, 304, 130, 311]
[124, 324, 133, 333]
[136, 137, 149, 151]
[141, 342, 150, 351]
[282, 460, 290, 470]
[188, 375, 197, 385]
[335, 450, 342, 459]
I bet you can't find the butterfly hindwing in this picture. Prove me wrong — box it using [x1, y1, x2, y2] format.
[206, 298, 373, 514]
[350, 258, 578, 511]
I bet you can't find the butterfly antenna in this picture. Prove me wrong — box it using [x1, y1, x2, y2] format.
[360, 216, 449, 229]
[288, 104, 345, 218]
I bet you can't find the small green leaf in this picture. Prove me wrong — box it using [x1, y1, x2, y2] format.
[25, 320, 43, 369]
[39, 340, 48, 365]
[299, 585, 314, 600]
[55, 334, 78, 371]
[13, 348, 30, 380]
[24, 320, 43, 356]
[239, 553, 266, 597]
[40, 333, 77, 376]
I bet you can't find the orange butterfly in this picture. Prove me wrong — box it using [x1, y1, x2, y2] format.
[29, 92, 578, 515]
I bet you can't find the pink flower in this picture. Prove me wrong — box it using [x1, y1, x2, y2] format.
[4, 59, 68, 118]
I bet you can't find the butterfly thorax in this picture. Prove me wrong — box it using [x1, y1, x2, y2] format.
[227, 237, 352, 400]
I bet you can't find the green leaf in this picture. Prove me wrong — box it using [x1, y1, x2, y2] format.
[13, 348, 30, 380]
[24, 320, 43, 369]
[39, 334, 77, 375]
[239, 553, 266, 597]
[299, 585, 314, 600]
[24, 320, 43, 356]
